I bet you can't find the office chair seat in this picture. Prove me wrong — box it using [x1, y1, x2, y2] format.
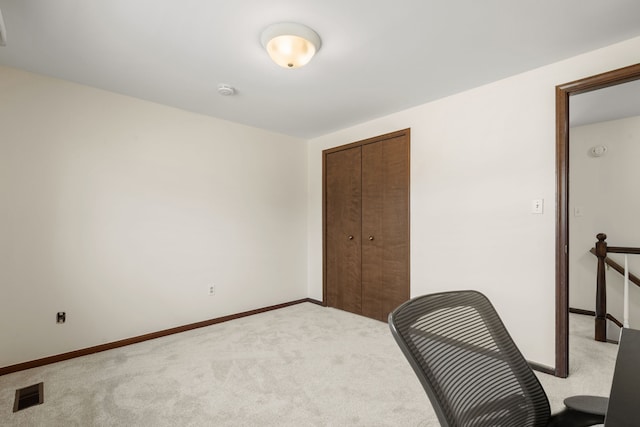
[389, 290, 605, 427]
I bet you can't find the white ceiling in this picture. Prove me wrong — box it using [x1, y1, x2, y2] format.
[1, 0, 640, 139]
[570, 78, 640, 128]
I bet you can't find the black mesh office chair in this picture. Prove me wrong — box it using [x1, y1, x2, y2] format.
[388, 290, 605, 427]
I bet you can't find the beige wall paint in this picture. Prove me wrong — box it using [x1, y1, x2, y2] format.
[3, 36, 640, 370]
[307, 36, 640, 368]
[569, 115, 640, 328]
[0, 66, 308, 367]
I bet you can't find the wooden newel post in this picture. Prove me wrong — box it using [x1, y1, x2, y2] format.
[595, 233, 608, 342]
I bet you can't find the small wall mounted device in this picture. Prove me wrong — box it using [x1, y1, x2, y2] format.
[0, 7, 7, 46]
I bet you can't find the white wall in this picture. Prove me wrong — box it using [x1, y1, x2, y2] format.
[0, 66, 308, 368]
[569, 115, 640, 328]
[307, 36, 640, 368]
[4, 38, 640, 372]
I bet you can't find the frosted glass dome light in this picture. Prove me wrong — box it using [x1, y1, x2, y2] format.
[261, 23, 321, 69]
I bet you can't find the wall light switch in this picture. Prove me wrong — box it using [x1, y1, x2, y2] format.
[531, 199, 544, 214]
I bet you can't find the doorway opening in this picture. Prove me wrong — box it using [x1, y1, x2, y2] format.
[555, 63, 640, 378]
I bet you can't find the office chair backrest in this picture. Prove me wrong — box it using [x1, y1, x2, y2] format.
[389, 290, 551, 427]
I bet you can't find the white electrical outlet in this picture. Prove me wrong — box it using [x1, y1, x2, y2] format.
[208, 285, 215, 296]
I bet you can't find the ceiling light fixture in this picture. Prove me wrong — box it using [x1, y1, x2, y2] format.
[0, 8, 7, 46]
[260, 22, 321, 69]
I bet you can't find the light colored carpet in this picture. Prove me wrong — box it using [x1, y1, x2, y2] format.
[0, 303, 618, 426]
[538, 312, 618, 414]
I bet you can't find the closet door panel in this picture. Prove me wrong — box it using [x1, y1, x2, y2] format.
[361, 142, 384, 320]
[380, 134, 410, 318]
[325, 147, 362, 314]
[362, 134, 410, 321]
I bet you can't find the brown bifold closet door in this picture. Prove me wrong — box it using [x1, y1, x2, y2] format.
[325, 146, 363, 315]
[324, 129, 410, 322]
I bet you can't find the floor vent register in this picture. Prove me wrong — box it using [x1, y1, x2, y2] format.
[13, 382, 43, 412]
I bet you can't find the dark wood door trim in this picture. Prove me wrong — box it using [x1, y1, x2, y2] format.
[322, 128, 411, 311]
[322, 129, 410, 155]
[555, 63, 640, 378]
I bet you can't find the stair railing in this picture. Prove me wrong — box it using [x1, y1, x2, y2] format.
[593, 233, 640, 342]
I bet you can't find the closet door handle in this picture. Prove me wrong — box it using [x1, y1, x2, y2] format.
[348, 235, 354, 240]
[368, 236, 374, 241]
